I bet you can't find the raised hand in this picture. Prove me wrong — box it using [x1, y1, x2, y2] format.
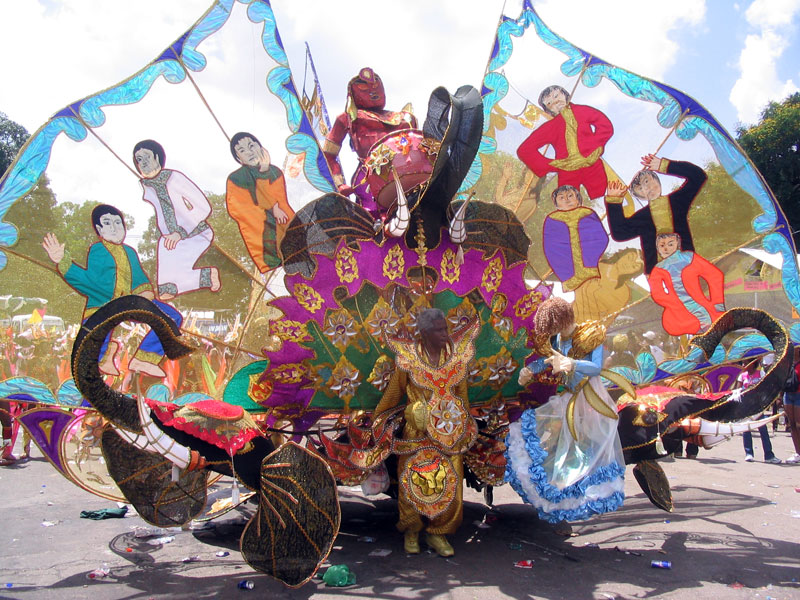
[42, 233, 65, 264]
[640, 153, 661, 171]
[606, 180, 628, 198]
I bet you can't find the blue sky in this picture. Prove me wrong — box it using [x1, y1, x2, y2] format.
[666, 1, 800, 131]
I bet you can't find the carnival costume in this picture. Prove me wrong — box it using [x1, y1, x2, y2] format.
[648, 250, 725, 335]
[6, 0, 800, 587]
[373, 320, 479, 537]
[542, 206, 609, 291]
[506, 323, 625, 523]
[605, 159, 707, 274]
[225, 163, 294, 273]
[58, 239, 182, 367]
[322, 68, 416, 212]
[140, 169, 215, 297]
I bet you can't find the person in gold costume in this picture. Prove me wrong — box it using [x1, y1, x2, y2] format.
[372, 308, 479, 557]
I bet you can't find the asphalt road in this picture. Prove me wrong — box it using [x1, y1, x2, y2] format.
[1, 431, 799, 600]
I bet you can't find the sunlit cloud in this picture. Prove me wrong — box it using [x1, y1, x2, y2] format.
[729, 0, 800, 125]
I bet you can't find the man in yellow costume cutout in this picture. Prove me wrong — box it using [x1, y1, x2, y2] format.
[373, 308, 479, 557]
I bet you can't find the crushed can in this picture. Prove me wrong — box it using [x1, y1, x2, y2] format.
[650, 560, 672, 569]
[514, 560, 534, 568]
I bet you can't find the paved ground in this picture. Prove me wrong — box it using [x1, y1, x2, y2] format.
[1, 431, 799, 600]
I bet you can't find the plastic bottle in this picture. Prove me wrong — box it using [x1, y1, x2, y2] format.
[147, 535, 175, 545]
[133, 526, 169, 538]
[87, 564, 110, 580]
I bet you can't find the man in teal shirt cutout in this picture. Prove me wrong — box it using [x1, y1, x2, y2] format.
[43, 204, 181, 377]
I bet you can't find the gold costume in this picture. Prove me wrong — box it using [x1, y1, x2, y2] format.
[373, 322, 478, 535]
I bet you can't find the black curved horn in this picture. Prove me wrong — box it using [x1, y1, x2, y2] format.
[692, 308, 793, 422]
[71, 295, 195, 432]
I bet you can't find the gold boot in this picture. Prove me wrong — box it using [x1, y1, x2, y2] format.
[404, 531, 420, 554]
[425, 533, 454, 557]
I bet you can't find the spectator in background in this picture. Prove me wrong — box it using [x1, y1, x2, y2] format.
[782, 348, 800, 464]
[762, 353, 782, 432]
[736, 359, 781, 464]
[0, 399, 16, 465]
[604, 333, 637, 369]
[669, 375, 706, 459]
[642, 330, 665, 364]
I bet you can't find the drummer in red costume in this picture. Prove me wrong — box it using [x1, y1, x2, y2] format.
[517, 84, 613, 200]
[322, 68, 416, 207]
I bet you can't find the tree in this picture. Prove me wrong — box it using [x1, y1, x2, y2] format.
[52, 201, 135, 262]
[737, 93, 800, 246]
[0, 111, 29, 178]
[0, 179, 141, 321]
[0, 175, 79, 318]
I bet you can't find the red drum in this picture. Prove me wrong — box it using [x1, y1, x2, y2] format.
[363, 128, 437, 209]
[350, 164, 379, 216]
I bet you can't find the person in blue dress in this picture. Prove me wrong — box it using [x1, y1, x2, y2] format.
[506, 297, 625, 524]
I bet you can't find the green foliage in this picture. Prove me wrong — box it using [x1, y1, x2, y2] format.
[737, 93, 800, 245]
[469, 149, 551, 277]
[1, 176, 262, 326]
[53, 201, 136, 263]
[470, 150, 540, 210]
[0, 111, 29, 177]
[138, 214, 159, 276]
[0, 176, 83, 318]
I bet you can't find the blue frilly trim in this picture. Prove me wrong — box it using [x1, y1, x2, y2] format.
[504, 409, 625, 523]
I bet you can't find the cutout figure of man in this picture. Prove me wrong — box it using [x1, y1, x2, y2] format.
[648, 232, 725, 335]
[542, 184, 609, 291]
[605, 154, 707, 274]
[517, 85, 613, 200]
[42, 204, 182, 377]
[225, 132, 295, 273]
[133, 139, 220, 299]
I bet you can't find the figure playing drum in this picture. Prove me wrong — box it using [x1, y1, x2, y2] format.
[322, 67, 417, 213]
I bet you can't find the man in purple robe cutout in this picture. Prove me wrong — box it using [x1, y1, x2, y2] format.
[542, 185, 609, 292]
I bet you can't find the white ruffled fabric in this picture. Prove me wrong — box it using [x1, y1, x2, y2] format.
[505, 376, 625, 523]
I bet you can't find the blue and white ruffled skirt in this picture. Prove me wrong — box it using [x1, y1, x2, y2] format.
[504, 376, 625, 523]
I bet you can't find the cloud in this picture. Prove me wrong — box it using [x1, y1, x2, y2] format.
[532, 0, 706, 80]
[273, 0, 503, 121]
[729, 0, 800, 125]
